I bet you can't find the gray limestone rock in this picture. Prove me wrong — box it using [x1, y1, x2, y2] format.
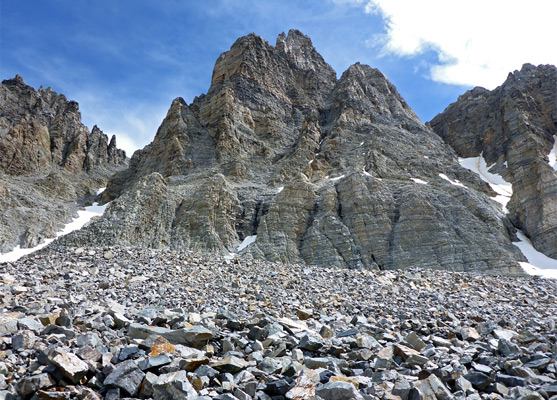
[15, 373, 55, 397]
[429, 64, 557, 259]
[0, 76, 127, 253]
[152, 371, 198, 399]
[104, 359, 146, 396]
[60, 30, 528, 274]
[51, 351, 89, 384]
[316, 381, 363, 400]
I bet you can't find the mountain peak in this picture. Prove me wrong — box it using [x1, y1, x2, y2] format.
[62, 31, 531, 275]
[3, 74, 27, 87]
[275, 29, 335, 75]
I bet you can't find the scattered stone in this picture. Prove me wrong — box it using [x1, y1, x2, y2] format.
[104, 359, 146, 396]
[0, 246, 556, 399]
[296, 307, 313, 320]
[51, 352, 89, 384]
[211, 356, 250, 373]
[15, 373, 55, 397]
[316, 381, 363, 400]
[152, 371, 198, 399]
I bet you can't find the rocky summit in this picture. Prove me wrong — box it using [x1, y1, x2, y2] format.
[0, 245, 556, 399]
[0, 76, 128, 253]
[429, 64, 557, 260]
[59, 30, 532, 274]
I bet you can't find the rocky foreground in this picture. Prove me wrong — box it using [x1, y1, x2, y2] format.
[0, 246, 556, 400]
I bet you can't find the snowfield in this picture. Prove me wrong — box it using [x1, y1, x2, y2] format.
[0, 189, 108, 263]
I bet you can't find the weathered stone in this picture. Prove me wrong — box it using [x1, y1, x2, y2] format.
[464, 372, 492, 391]
[104, 359, 145, 396]
[509, 387, 544, 400]
[12, 330, 36, 350]
[299, 334, 324, 351]
[394, 343, 420, 360]
[18, 318, 44, 332]
[152, 371, 198, 399]
[138, 354, 172, 370]
[265, 379, 295, 397]
[15, 373, 55, 397]
[406, 332, 426, 351]
[392, 379, 412, 400]
[296, 308, 313, 320]
[51, 352, 89, 384]
[180, 357, 210, 372]
[493, 329, 518, 341]
[319, 325, 335, 339]
[497, 374, 527, 387]
[330, 376, 359, 389]
[128, 323, 213, 347]
[458, 327, 480, 341]
[316, 381, 363, 400]
[211, 356, 250, 373]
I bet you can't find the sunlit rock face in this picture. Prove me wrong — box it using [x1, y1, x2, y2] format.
[0, 76, 128, 252]
[430, 64, 557, 260]
[64, 30, 528, 274]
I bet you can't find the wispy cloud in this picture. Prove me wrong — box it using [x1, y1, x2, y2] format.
[348, 0, 557, 88]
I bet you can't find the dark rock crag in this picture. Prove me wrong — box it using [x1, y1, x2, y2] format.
[63, 30, 526, 274]
[429, 64, 557, 260]
[0, 75, 128, 252]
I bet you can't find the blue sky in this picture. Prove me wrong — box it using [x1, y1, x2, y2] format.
[2, 1, 555, 154]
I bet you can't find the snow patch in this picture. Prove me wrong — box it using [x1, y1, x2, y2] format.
[411, 178, 428, 185]
[362, 168, 372, 177]
[439, 173, 466, 188]
[276, 187, 284, 193]
[0, 188, 109, 263]
[513, 231, 557, 279]
[549, 135, 557, 171]
[237, 235, 257, 252]
[459, 155, 512, 209]
[329, 175, 345, 182]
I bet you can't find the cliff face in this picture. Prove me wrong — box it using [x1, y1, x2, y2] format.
[429, 64, 557, 259]
[64, 30, 527, 274]
[0, 76, 128, 252]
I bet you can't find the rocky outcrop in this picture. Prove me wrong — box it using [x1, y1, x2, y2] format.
[0, 76, 128, 252]
[429, 64, 557, 259]
[65, 30, 527, 274]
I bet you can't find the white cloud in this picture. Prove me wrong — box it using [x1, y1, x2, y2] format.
[79, 99, 167, 156]
[357, 0, 557, 88]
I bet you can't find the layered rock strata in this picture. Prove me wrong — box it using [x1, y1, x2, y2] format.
[64, 30, 526, 273]
[0, 76, 127, 252]
[429, 64, 557, 259]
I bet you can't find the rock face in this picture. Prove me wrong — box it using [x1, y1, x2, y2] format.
[64, 30, 527, 273]
[429, 64, 557, 259]
[0, 75, 127, 252]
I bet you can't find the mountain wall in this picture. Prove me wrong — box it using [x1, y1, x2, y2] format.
[61, 30, 528, 274]
[0, 76, 128, 252]
[429, 64, 557, 259]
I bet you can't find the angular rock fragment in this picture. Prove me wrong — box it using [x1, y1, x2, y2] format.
[103, 359, 146, 396]
[51, 352, 90, 384]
